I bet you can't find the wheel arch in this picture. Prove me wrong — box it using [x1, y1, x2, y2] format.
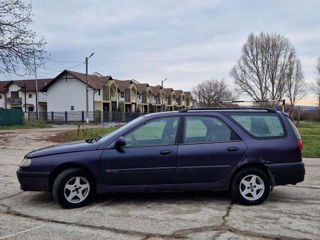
[48, 163, 97, 192]
[229, 163, 274, 190]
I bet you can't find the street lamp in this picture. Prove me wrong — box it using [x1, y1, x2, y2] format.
[85, 52, 94, 123]
[161, 77, 168, 112]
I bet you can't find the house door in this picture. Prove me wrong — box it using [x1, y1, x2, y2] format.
[103, 103, 110, 122]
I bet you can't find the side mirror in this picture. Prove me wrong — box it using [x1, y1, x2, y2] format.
[115, 137, 126, 148]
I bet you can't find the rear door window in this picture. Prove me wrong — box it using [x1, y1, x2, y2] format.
[184, 116, 239, 144]
[228, 113, 285, 138]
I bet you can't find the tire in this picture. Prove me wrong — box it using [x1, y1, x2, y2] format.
[53, 168, 95, 208]
[231, 168, 270, 205]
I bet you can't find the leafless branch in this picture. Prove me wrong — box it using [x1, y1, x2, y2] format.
[192, 78, 238, 107]
[0, 0, 47, 75]
[230, 32, 300, 102]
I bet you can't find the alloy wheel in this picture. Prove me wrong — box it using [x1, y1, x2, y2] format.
[239, 174, 265, 201]
[64, 176, 90, 204]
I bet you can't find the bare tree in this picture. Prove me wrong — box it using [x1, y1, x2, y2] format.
[192, 79, 237, 107]
[230, 32, 297, 101]
[0, 0, 46, 75]
[286, 59, 305, 107]
[311, 58, 320, 95]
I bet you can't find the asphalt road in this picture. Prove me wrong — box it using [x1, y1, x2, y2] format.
[0, 128, 319, 240]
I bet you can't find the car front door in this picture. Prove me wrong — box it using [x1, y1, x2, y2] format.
[100, 116, 180, 186]
[176, 115, 247, 185]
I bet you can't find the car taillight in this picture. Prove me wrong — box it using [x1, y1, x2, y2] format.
[297, 139, 302, 152]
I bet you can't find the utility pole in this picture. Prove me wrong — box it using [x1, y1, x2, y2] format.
[85, 52, 94, 123]
[33, 51, 39, 120]
[161, 77, 167, 112]
[85, 57, 89, 123]
[24, 80, 27, 112]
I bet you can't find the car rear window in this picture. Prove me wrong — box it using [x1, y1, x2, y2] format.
[228, 113, 285, 138]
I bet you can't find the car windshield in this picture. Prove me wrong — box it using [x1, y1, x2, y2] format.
[97, 115, 146, 142]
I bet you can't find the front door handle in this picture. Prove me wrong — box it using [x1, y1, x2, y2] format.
[227, 147, 239, 152]
[160, 150, 171, 155]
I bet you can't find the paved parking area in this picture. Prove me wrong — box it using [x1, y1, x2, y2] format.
[0, 128, 319, 240]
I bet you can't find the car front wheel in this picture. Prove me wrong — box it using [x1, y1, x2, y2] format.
[53, 168, 95, 208]
[231, 168, 270, 205]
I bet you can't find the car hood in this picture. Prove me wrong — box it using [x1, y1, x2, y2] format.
[26, 140, 98, 158]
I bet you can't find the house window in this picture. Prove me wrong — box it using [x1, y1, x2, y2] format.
[11, 91, 19, 98]
[28, 106, 34, 112]
[71, 106, 74, 111]
[29, 94, 32, 98]
[0, 95, 2, 99]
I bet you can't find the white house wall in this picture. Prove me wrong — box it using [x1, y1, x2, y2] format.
[47, 74, 95, 112]
[0, 93, 4, 108]
[0, 82, 48, 111]
[7, 84, 37, 110]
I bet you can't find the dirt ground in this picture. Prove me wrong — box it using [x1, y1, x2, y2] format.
[0, 127, 319, 240]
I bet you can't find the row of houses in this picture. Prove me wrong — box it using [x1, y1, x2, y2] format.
[0, 70, 194, 121]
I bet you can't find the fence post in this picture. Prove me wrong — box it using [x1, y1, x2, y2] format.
[81, 111, 84, 122]
[65, 111, 68, 123]
[51, 111, 54, 122]
[98, 110, 101, 123]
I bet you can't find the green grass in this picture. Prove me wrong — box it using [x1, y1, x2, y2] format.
[297, 121, 320, 158]
[0, 121, 52, 130]
[52, 126, 119, 142]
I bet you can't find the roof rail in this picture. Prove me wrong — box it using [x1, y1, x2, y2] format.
[179, 107, 276, 113]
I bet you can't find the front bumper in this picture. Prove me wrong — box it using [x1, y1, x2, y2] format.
[16, 169, 50, 191]
[266, 162, 305, 186]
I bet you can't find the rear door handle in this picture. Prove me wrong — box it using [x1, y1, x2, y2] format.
[160, 150, 171, 155]
[227, 147, 239, 152]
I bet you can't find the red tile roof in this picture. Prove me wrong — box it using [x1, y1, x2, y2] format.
[135, 83, 149, 94]
[42, 70, 112, 91]
[0, 81, 10, 93]
[164, 88, 173, 97]
[0, 79, 54, 93]
[174, 90, 183, 99]
[150, 85, 162, 96]
[113, 79, 134, 92]
[184, 91, 191, 97]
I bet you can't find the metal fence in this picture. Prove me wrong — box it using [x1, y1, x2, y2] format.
[26, 111, 145, 123]
[0, 109, 24, 126]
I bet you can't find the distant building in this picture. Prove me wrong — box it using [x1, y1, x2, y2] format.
[0, 78, 53, 112]
[0, 69, 194, 122]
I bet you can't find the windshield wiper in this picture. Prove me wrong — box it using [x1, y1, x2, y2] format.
[85, 135, 102, 143]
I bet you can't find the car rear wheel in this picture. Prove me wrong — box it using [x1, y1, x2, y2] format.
[53, 168, 95, 208]
[231, 168, 270, 205]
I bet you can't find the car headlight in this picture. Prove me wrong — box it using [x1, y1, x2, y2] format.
[20, 158, 32, 168]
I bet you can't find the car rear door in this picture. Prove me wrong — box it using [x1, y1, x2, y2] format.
[176, 115, 247, 185]
[100, 116, 180, 186]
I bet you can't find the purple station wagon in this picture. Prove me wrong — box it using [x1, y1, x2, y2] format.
[17, 108, 305, 208]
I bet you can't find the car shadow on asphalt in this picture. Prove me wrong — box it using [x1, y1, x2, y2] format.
[22, 190, 232, 209]
[95, 190, 232, 206]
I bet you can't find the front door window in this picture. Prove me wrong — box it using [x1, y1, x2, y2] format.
[124, 117, 179, 147]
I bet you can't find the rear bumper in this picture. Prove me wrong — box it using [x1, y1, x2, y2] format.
[16, 169, 50, 191]
[266, 162, 305, 186]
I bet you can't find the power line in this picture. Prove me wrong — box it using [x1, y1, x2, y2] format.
[45, 58, 83, 64]
[88, 63, 106, 75]
[65, 62, 85, 69]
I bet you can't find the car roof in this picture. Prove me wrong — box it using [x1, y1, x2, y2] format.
[179, 107, 276, 113]
[141, 108, 278, 120]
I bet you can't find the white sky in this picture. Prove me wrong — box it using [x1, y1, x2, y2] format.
[1, 0, 320, 105]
